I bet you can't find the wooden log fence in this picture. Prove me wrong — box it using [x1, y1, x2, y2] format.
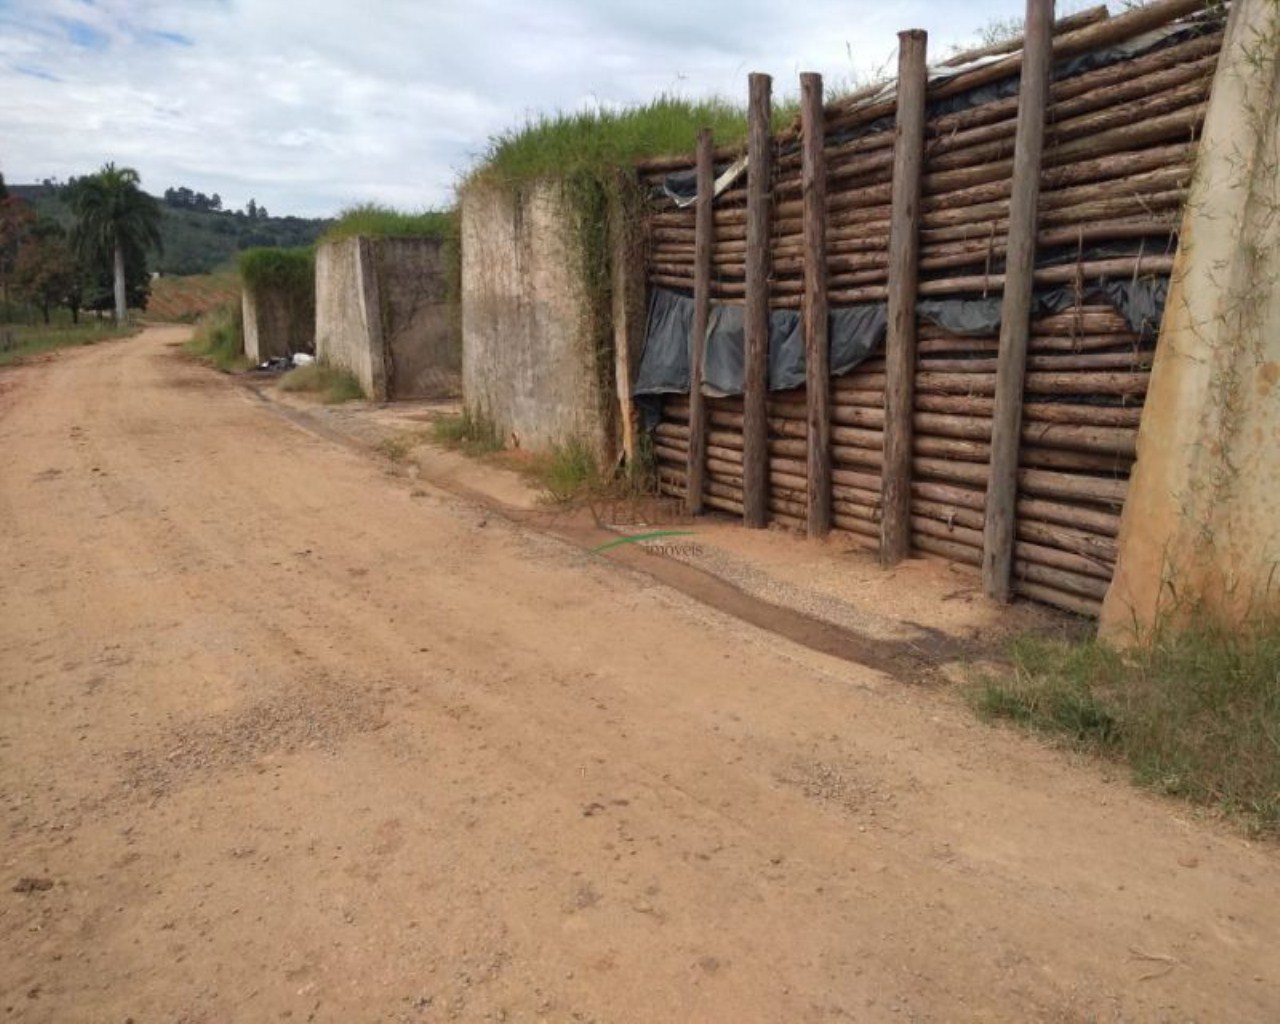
[641, 0, 1225, 617]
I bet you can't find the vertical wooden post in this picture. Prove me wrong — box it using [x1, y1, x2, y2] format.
[801, 72, 831, 538]
[983, 0, 1055, 602]
[686, 129, 714, 514]
[881, 30, 929, 566]
[610, 170, 645, 470]
[743, 72, 773, 529]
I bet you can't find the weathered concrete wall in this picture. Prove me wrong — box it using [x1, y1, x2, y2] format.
[242, 283, 313, 364]
[316, 237, 382, 398]
[1102, 0, 1280, 636]
[315, 236, 458, 402]
[376, 237, 460, 399]
[461, 180, 615, 463]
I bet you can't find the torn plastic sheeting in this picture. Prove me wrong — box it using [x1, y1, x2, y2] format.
[634, 287, 886, 398]
[661, 154, 749, 208]
[915, 277, 1168, 338]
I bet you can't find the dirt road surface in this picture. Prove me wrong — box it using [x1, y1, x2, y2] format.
[2, 327, 1278, 1023]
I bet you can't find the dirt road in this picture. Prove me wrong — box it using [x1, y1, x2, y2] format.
[2, 327, 1277, 1023]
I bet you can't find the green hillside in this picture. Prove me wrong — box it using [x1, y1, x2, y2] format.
[9, 184, 331, 276]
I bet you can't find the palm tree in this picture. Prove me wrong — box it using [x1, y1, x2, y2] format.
[68, 163, 162, 323]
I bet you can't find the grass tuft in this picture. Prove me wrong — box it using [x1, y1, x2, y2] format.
[278, 363, 365, 403]
[432, 409, 504, 456]
[184, 303, 246, 372]
[971, 622, 1280, 836]
[376, 430, 431, 462]
[535, 438, 599, 504]
[322, 203, 454, 244]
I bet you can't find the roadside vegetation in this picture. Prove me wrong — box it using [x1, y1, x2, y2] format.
[183, 303, 246, 372]
[971, 621, 1280, 837]
[431, 407, 657, 506]
[0, 314, 137, 367]
[278, 362, 364, 403]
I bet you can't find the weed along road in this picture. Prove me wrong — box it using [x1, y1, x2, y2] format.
[2, 327, 1279, 1023]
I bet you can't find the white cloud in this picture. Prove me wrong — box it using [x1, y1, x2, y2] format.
[0, 0, 1040, 218]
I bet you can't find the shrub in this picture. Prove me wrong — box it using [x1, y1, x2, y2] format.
[238, 247, 313, 293]
[184, 303, 245, 372]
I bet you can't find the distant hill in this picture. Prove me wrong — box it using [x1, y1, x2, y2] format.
[9, 184, 332, 276]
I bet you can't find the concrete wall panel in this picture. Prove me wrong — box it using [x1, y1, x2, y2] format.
[461, 181, 614, 462]
[1102, 0, 1280, 635]
[243, 283, 313, 364]
[316, 236, 457, 401]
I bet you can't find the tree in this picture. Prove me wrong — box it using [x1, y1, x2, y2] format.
[14, 221, 75, 324]
[67, 163, 162, 323]
[0, 191, 35, 310]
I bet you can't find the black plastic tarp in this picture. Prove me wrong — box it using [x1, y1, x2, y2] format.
[633, 287, 692, 394]
[916, 277, 1168, 338]
[703, 302, 745, 395]
[635, 288, 886, 398]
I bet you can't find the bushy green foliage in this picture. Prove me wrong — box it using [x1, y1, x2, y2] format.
[972, 622, 1280, 836]
[237, 246, 313, 292]
[184, 302, 245, 372]
[322, 203, 454, 243]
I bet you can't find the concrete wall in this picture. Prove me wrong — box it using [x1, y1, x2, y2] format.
[242, 283, 313, 364]
[316, 237, 383, 398]
[1102, 0, 1280, 636]
[376, 237, 460, 399]
[315, 235, 458, 402]
[461, 180, 616, 463]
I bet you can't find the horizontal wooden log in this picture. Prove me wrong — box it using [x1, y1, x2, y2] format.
[914, 532, 982, 568]
[910, 480, 1122, 537]
[914, 411, 1137, 457]
[1017, 518, 1118, 564]
[1013, 560, 1110, 601]
[916, 370, 1150, 396]
[1013, 579, 1104, 617]
[918, 333, 1150, 355]
[1017, 495, 1121, 537]
[912, 456, 1128, 505]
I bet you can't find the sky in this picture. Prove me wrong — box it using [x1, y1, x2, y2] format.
[0, 0, 1051, 219]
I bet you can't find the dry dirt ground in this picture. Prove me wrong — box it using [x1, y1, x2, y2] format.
[2, 326, 1278, 1024]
